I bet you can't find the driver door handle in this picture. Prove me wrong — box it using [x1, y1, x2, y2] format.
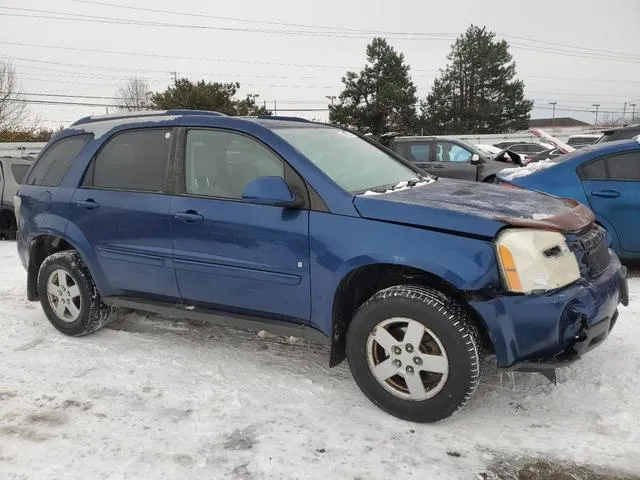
[174, 210, 204, 222]
[433, 164, 445, 169]
[591, 189, 620, 198]
[75, 199, 99, 210]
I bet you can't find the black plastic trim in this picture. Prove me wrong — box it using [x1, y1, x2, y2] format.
[104, 296, 330, 344]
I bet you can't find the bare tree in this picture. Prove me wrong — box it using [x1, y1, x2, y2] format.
[597, 113, 625, 128]
[0, 62, 29, 130]
[115, 77, 151, 111]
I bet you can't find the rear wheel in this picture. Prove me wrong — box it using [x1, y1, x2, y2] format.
[346, 285, 480, 422]
[37, 251, 113, 336]
[0, 210, 16, 240]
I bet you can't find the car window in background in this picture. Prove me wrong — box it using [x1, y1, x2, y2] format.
[84, 129, 171, 192]
[396, 142, 431, 163]
[274, 126, 420, 193]
[25, 135, 91, 186]
[11, 164, 30, 184]
[436, 142, 472, 162]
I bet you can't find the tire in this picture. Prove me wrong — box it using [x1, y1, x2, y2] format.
[346, 285, 480, 423]
[0, 211, 16, 240]
[482, 175, 497, 184]
[37, 250, 113, 336]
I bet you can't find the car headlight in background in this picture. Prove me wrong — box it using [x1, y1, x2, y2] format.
[496, 229, 580, 293]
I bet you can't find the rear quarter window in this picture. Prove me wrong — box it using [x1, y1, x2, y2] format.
[11, 164, 30, 184]
[25, 135, 92, 186]
[580, 158, 607, 180]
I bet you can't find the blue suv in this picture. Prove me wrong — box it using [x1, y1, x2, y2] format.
[16, 110, 629, 422]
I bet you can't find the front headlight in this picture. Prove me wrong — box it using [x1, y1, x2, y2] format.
[496, 229, 580, 293]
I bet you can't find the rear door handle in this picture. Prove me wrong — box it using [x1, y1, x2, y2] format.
[591, 189, 620, 198]
[75, 199, 99, 210]
[174, 210, 204, 222]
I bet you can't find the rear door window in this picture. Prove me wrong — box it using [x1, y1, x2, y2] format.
[84, 129, 172, 192]
[606, 152, 640, 181]
[25, 135, 92, 186]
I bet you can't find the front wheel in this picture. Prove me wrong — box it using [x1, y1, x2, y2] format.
[346, 285, 480, 422]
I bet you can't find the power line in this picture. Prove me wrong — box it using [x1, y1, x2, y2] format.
[0, 91, 119, 100]
[69, 0, 640, 60]
[0, 40, 355, 69]
[0, 8, 455, 41]
[70, 0, 451, 35]
[2, 6, 638, 64]
[4, 97, 331, 111]
[7, 53, 639, 89]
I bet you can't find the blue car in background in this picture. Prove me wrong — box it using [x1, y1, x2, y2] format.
[501, 139, 640, 260]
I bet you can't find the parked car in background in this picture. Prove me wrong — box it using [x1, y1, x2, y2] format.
[499, 138, 640, 260]
[596, 124, 640, 144]
[492, 141, 551, 163]
[16, 110, 628, 422]
[0, 155, 33, 239]
[527, 147, 565, 163]
[567, 133, 602, 148]
[386, 135, 522, 182]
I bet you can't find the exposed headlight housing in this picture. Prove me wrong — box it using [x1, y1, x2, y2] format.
[496, 229, 580, 293]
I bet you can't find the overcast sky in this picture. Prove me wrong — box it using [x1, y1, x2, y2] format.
[2, 0, 639, 129]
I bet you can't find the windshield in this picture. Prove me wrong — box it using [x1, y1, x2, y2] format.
[274, 126, 423, 193]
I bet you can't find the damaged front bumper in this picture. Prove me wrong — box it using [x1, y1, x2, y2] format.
[470, 251, 628, 375]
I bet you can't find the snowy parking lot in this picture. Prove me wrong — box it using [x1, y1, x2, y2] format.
[0, 240, 638, 479]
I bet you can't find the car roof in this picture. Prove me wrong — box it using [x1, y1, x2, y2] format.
[600, 124, 640, 134]
[555, 138, 640, 164]
[69, 110, 322, 130]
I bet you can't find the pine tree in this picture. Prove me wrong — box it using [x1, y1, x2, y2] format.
[421, 26, 532, 134]
[329, 38, 418, 135]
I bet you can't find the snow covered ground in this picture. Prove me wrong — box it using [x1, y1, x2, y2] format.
[0, 241, 638, 479]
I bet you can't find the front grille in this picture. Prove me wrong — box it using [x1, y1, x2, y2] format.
[569, 225, 610, 277]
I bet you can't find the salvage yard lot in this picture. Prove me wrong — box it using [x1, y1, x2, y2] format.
[0, 241, 638, 479]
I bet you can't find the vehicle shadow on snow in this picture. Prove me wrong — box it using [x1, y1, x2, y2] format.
[106, 310, 559, 400]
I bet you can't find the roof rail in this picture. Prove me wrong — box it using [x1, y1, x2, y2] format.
[256, 115, 311, 123]
[164, 109, 226, 117]
[71, 109, 225, 126]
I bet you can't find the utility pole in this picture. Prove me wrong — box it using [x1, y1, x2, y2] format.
[247, 93, 260, 103]
[274, 100, 277, 115]
[549, 102, 557, 134]
[622, 102, 627, 126]
[592, 104, 600, 126]
[170, 71, 178, 83]
[325, 95, 337, 106]
[630, 103, 637, 123]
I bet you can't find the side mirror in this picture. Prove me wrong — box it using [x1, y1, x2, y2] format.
[241, 176, 302, 207]
[470, 154, 481, 164]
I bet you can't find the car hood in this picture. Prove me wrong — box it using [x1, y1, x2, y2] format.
[353, 178, 594, 238]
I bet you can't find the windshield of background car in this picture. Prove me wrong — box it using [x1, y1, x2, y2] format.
[274, 126, 422, 193]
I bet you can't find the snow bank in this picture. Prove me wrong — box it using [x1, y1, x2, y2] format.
[0, 241, 638, 478]
[498, 159, 556, 181]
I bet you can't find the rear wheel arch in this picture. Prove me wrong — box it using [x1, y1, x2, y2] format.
[329, 263, 492, 367]
[27, 234, 86, 301]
